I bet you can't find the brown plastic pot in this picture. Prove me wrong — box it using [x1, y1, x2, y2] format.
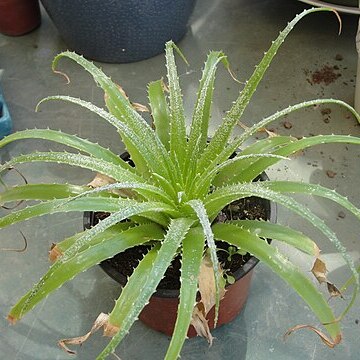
[138, 266, 255, 337]
[0, 0, 41, 36]
[84, 151, 277, 336]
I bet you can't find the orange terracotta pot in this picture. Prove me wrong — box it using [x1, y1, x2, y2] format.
[139, 269, 255, 337]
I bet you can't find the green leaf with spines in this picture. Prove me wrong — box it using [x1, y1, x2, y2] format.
[262, 181, 360, 220]
[165, 227, 205, 360]
[194, 153, 288, 198]
[58, 181, 173, 206]
[197, 7, 336, 173]
[184, 51, 229, 190]
[210, 98, 360, 180]
[0, 128, 123, 166]
[205, 182, 359, 295]
[238, 134, 360, 183]
[97, 218, 194, 360]
[55, 222, 135, 255]
[227, 220, 319, 256]
[52, 52, 178, 183]
[0, 197, 177, 229]
[212, 223, 341, 341]
[0, 197, 123, 228]
[0, 151, 164, 201]
[38, 95, 171, 179]
[165, 41, 188, 175]
[0, 183, 88, 205]
[186, 199, 222, 326]
[148, 79, 171, 150]
[8, 223, 164, 322]
[0, 151, 137, 182]
[212, 136, 294, 187]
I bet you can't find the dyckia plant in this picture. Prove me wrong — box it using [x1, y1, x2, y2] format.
[1, 7, 360, 360]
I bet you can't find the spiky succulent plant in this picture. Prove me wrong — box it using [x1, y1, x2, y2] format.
[1, 7, 359, 360]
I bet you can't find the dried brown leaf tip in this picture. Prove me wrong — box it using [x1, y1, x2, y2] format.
[104, 83, 149, 112]
[88, 173, 134, 198]
[58, 313, 119, 355]
[0, 231, 27, 253]
[49, 244, 63, 262]
[311, 258, 343, 299]
[132, 102, 149, 113]
[7, 314, 17, 325]
[327, 282, 343, 299]
[191, 304, 214, 346]
[88, 173, 116, 188]
[190, 254, 226, 345]
[312, 258, 328, 284]
[285, 324, 342, 348]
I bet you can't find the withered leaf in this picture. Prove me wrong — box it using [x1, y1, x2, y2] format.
[132, 102, 149, 113]
[311, 258, 343, 298]
[190, 254, 226, 344]
[311, 258, 328, 284]
[49, 244, 63, 262]
[104, 83, 148, 112]
[58, 313, 118, 354]
[87, 173, 134, 198]
[0, 231, 27, 253]
[197, 254, 226, 315]
[190, 305, 214, 346]
[284, 324, 342, 348]
[327, 282, 343, 299]
[87, 173, 115, 188]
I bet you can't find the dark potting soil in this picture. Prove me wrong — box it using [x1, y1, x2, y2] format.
[95, 195, 268, 291]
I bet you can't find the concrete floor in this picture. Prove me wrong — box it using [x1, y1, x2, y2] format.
[0, 0, 359, 359]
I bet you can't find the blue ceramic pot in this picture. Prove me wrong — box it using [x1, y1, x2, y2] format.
[40, 0, 196, 63]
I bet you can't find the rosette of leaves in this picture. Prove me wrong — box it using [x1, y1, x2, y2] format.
[1, 7, 359, 360]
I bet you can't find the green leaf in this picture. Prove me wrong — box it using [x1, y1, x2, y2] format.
[9, 201, 172, 322]
[0, 151, 163, 200]
[205, 182, 359, 296]
[97, 218, 194, 360]
[212, 223, 342, 341]
[0, 128, 123, 166]
[188, 51, 228, 154]
[51, 52, 175, 181]
[198, 7, 334, 172]
[217, 98, 360, 171]
[184, 51, 229, 188]
[38, 95, 170, 178]
[59, 181, 173, 206]
[212, 136, 294, 187]
[54, 222, 135, 255]
[0, 197, 121, 228]
[196, 153, 288, 197]
[227, 220, 319, 256]
[8, 223, 164, 322]
[262, 181, 360, 220]
[3, 158, 160, 203]
[186, 199, 221, 326]
[0, 183, 88, 205]
[165, 41, 188, 173]
[0, 197, 176, 229]
[240, 135, 360, 182]
[165, 227, 205, 360]
[148, 79, 171, 150]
